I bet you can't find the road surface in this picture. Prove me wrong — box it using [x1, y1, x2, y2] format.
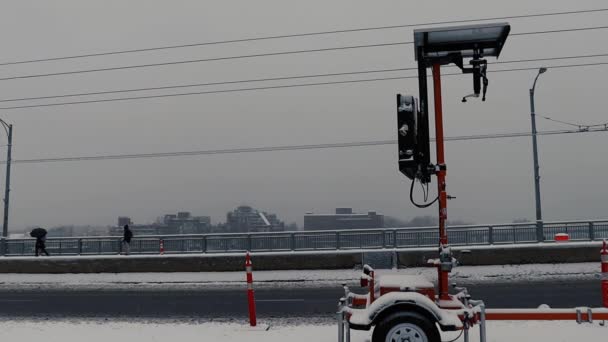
[0, 280, 602, 318]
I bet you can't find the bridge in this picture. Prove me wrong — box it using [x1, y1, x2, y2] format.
[1, 219, 606, 257]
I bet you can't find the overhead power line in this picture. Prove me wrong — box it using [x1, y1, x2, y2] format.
[1, 25, 607, 82]
[1, 53, 607, 103]
[4, 127, 606, 165]
[536, 114, 608, 130]
[1, 8, 607, 66]
[2, 61, 608, 111]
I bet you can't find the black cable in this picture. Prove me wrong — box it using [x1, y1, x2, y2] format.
[2, 52, 607, 103]
[0, 67, 417, 103]
[1, 25, 607, 82]
[0, 42, 412, 82]
[3, 127, 606, 165]
[410, 178, 439, 208]
[1, 8, 607, 66]
[2, 61, 608, 111]
[536, 114, 584, 128]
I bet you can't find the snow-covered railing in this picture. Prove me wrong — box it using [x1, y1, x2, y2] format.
[1, 219, 607, 257]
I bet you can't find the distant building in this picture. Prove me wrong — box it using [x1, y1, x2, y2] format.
[110, 211, 211, 236]
[226, 206, 285, 233]
[163, 212, 211, 234]
[304, 208, 384, 230]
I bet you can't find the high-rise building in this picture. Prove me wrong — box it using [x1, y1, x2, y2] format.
[226, 206, 285, 233]
[304, 208, 384, 230]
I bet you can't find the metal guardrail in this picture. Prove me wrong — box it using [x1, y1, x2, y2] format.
[1, 219, 607, 257]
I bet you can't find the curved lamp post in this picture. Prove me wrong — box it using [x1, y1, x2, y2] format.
[530, 67, 547, 241]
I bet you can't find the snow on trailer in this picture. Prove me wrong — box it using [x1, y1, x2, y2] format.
[336, 22, 608, 342]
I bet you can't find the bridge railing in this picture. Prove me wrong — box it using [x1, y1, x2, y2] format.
[1, 219, 607, 257]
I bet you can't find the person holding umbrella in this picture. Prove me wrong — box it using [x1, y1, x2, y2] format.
[30, 227, 49, 257]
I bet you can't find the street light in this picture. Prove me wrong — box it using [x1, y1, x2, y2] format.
[0, 119, 12, 239]
[529, 67, 547, 241]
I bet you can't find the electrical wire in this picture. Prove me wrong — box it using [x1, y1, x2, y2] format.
[536, 114, 584, 128]
[1, 25, 607, 82]
[1, 8, 607, 66]
[3, 127, 605, 165]
[2, 52, 607, 104]
[410, 178, 439, 208]
[2, 61, 608, 111]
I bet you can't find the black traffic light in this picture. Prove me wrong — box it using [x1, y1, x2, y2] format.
[397, 94, 431, 183]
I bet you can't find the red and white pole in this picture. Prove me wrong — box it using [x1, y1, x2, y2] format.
[246, 251, 257, 326]
[601, 239, 608, 308]
[159, 239, 165, 255]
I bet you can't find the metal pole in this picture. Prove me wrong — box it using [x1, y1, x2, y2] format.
[530, 70, 545, 241]
[432, 64, 450, 300]
[479, 303, 487, 342]
[2, 124, 12, 238]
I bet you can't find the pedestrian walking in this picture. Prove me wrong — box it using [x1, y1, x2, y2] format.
[122, 224, 133, 255]
[30, 227, 49, 257]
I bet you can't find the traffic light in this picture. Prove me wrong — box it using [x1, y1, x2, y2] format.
[397, 94, 431, 183]
[397, 94, 417, 180]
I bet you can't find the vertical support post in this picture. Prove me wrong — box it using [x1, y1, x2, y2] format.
[202, 236, 207, 253]
[0, 237, 5, 256]
[78, 238, 82, 255]
[381, 230, 386, 249]
[479, 303, 487, 342]
[2, 124, 12, 239]
[290, 232, 296, 251]
[247, 234, 252, 252]
[601, 240, 608, 308]
[245, 251, 257, 327]
[336, 231, 341, 250]
[432, 64, 450, 301]
[393, 229, 398, 248]
[488, 226, 494, 245]
[337, 298, 345, 342]
[589, 222, 595, 241]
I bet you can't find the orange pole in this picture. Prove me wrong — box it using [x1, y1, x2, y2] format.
[484, 309, 608, 321]
[432, 64, 449, 300]
[245, 251, 257, 326]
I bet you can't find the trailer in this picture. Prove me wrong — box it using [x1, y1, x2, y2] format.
[337, 22, 608, 342]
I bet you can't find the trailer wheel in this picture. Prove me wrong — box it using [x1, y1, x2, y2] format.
[372, 311, 440, 342]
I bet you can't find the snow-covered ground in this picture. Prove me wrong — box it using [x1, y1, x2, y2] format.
[0, 262, 600, 290]
[0, 319, 605, 342]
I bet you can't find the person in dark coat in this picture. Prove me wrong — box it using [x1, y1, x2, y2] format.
[30, 227, 49, 257]
[122, 224, 133, 255]
[35, 236, 49, 257]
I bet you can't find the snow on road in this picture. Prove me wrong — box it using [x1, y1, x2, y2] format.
[0, 262, 600, 290]
[0, 319, 605, 342]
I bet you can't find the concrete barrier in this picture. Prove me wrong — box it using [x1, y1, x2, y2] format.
[0, 242, 602, 273]
[0, 252, 363, 273]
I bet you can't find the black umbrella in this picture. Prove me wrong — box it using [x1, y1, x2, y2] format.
[30, 227, 47, 238]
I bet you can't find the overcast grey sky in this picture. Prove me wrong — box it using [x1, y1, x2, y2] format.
[0, 0, 606, 231]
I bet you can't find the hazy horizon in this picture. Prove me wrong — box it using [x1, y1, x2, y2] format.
[1, 0, 607, 232]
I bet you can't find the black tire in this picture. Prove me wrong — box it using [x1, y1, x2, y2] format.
[372, 311, 440, 342]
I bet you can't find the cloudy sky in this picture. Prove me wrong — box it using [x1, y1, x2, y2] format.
[0, 0, 606, 231]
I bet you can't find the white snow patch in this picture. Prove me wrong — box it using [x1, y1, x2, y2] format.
[0, 262, 600, 291]
[0, 319, 606, 342]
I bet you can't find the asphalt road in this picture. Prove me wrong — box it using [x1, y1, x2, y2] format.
[0, 280, 602, 319]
